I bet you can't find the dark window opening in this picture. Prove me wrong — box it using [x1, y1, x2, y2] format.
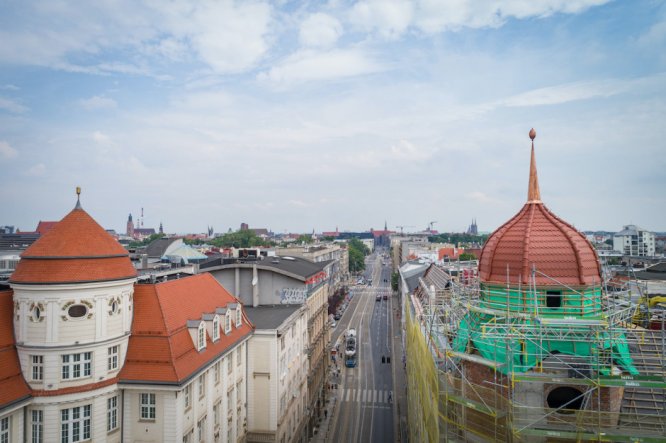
[68, 304, 87, 318]
[546, 290, 562, 308]
[547, 386, 584, 413]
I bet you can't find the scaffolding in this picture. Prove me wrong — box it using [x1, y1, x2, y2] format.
[403, 263, 666, 442]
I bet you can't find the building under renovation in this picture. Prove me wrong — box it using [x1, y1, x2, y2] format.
[400, 130, 665, 442]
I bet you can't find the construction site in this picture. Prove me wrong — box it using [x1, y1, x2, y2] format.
[398, 131, 666, 442]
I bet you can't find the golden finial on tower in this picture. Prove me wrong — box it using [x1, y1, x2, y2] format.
[529, 128, 536, 140]
[75, 186, 82, 209]
[527, 129, 541, 203]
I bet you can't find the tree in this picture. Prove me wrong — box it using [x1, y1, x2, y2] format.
[210, 230, 273, 248]
[296, 234, 314, 244]
[458, 252, 477, 261]
[129, 233, 163, 248]
[349, 247, 365, 273]
[391, 272, 399, 291]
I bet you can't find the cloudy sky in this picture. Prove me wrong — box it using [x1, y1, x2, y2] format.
[1, 0, 665, 235]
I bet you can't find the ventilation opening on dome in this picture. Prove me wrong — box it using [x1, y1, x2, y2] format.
[546, 290, 562, 308]
[547, 386, 584, 413]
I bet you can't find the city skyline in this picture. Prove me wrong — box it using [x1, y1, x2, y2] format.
[1, 1, 665, 233]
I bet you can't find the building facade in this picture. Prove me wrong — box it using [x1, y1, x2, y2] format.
[1, 198, 253, 443]
[201, 255, 331, 439]
[613, 224, 656, 257]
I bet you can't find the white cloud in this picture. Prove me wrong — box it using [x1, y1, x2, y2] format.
[79, 96, 117, 110]
[26, 163, 46, 176]
[350, 0, 414, 38]
[0, 97, 28, 113]
[92, 131, 112, 144]
[258, 49, 383, 86]
[1, 84, 19, 91]
[414, 0, 611, 33]
[389, 139, 434, 161]
[299, 13, 343, 48]
[0, 1, 273, 75]
[186, 2, 272, 73]
[0, 141, 18, 159]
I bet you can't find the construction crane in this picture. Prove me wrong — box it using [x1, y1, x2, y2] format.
[395, 225, 414, 235]
[428, 221, 438, 232]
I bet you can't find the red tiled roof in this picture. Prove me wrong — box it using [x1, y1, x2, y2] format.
[10, 207, 136, 285]
[438, 247, 462, 260]
[478, 202, 601, 286]
[35, 221, 57, 235]
[120, 273, 253, 384]
[478, 136, 600, 286]
[0, 290, 31, 409]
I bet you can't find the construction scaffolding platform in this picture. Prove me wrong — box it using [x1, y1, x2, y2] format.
[403, 264, 666, 442]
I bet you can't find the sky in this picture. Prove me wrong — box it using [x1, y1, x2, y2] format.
[1, 0, 665, 235]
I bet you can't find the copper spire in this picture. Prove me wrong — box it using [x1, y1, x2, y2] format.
[527, 129, 541, 203]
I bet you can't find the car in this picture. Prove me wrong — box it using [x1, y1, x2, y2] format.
[383, 294, 388, 300]
[330, 321, 336, 328]
[376, 295, 381, 302]
[334, 313, 341, 320]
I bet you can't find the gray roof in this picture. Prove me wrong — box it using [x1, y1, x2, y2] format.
[200, 255, 333, 280]
[145, 237, 178, 258]
[244, 305, 302, 329]
[0, 233, 40, 251]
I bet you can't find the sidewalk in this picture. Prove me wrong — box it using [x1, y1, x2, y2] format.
[310, 346, 343, 442]
[391, 292, 408, 442]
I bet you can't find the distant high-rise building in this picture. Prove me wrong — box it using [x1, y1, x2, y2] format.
[240, 222, 249, 231]
[159, 221, 163, 234]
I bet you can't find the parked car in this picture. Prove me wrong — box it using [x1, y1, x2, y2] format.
[376, 295, 381, 302]
[383, 294, 388, 300]
[334, 313, 341, 320]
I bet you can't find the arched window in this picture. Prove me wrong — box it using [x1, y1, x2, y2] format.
[198, 323, 206, 351]
[225, 312, 232, 334]
[212, 315, 220, 341]
[236, 307, 242, 327]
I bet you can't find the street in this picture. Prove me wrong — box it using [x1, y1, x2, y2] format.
[329, 251, 395, 443]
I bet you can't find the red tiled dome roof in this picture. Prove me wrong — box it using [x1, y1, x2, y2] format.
[10, 204, 136, 285]
[478, 132, 601, 286]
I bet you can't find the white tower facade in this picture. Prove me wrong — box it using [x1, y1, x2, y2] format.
[9, 200, 137, 443]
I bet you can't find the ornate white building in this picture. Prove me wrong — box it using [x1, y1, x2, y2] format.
[0, 196, 252, 442]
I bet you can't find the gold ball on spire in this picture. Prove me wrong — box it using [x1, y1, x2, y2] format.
[529, 128, 536, 140]
[76, 186, 81, 196]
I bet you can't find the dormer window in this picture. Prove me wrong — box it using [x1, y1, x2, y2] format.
[236, 307, 242, 327]
[198, 323, 206, 351]
[212, 315, 220, 341]
[225, 312, 232, 334]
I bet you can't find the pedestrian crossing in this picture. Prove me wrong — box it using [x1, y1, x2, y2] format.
[342, 388, 393, 404]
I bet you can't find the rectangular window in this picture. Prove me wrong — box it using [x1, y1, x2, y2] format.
[236, 308, 242, 327]
[107, 396, 118, 432]
[227, 357, 232, 375]
[32, 355, 44, 381]
[213, 401, 220, 426]
[214, 362, 220, 384]
[236, 348, 241, 367]
[197, 416, 206, 442]
[1, 417, 9, 443]
[32, 410, 43, 443]
[61, 352, 92, 380]
[184, 384, 192, 410]
[227, 391, 232, 411]
[60, 404, 91, 442]
[213, 316, 220, 341]
[183, 430, 193, 443]
[107, 346, 119, 371]
[198, 374, 206, 399]
[140, 393, 156, 421]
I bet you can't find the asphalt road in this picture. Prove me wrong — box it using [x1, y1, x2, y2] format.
[329, 250, 395, 443]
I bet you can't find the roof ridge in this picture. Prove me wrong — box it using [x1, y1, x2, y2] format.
[152, 284, 178, 366]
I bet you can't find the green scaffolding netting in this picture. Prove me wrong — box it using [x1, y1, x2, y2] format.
[452, 313, 638, 375]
